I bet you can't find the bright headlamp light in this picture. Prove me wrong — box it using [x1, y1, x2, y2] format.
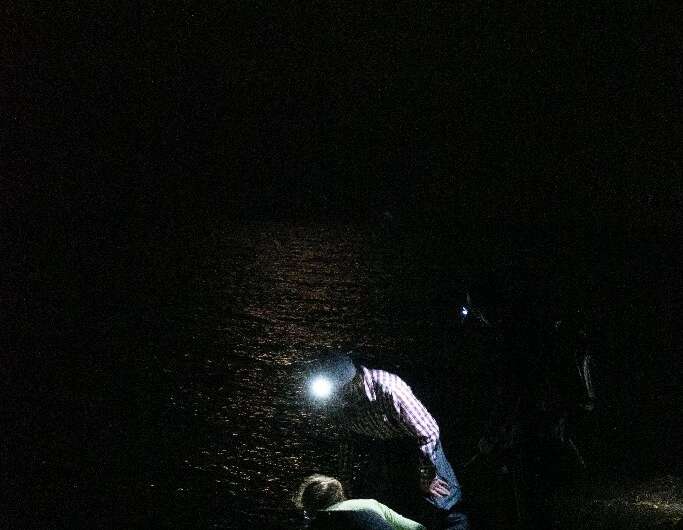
[307, 353, 357, 402]
[309, 375, 334, 399]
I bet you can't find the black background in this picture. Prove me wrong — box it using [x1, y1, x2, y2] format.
[3, 2, 680, 526]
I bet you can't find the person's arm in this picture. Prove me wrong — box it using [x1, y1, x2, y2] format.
[385, 379, 448, 496]
[375, 500, 426, 530]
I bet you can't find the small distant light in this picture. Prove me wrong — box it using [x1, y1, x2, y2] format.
[461, 307, 469, 316]
[310, 376, 333, 399]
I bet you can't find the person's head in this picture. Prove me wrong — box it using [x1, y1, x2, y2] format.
[307, 352, 359, 404]
[293, 474, 346, 514]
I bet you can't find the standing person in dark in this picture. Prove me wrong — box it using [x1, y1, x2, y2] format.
[307, 353, 469, 530]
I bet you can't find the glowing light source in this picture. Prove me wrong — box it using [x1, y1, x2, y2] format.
[461, 307, 469, 316]
[310, 376, 333, 399]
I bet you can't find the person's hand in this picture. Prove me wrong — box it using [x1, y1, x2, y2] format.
[420, 476, 451, 498]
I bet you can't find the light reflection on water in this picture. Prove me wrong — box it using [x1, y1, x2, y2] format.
[159, 222, 445, 528]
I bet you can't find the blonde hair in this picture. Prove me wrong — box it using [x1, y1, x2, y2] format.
[293, 474, 346, 513]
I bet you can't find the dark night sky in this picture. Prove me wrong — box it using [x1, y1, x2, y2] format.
[3, 2, 681, 526]
[5, 1, 680, 344]
[6, 3, 680, 215]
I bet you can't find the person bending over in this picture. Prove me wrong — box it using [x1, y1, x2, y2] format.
[306, 353, 468, 529]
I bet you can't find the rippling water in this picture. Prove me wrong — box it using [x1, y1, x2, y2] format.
[18, 215, 670, 528]
[150, 222, 461, 528]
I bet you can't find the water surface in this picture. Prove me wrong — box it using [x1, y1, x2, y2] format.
[149, 222, 461, 528]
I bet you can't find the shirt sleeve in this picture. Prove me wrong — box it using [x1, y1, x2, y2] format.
[386, 377, 440, 481]
[375, 500, 427, 530]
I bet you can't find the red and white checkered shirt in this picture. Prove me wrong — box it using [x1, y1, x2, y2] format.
[337, 366, 440, 482]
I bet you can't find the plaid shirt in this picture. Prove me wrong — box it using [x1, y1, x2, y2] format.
[336, 366, 440, 485]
